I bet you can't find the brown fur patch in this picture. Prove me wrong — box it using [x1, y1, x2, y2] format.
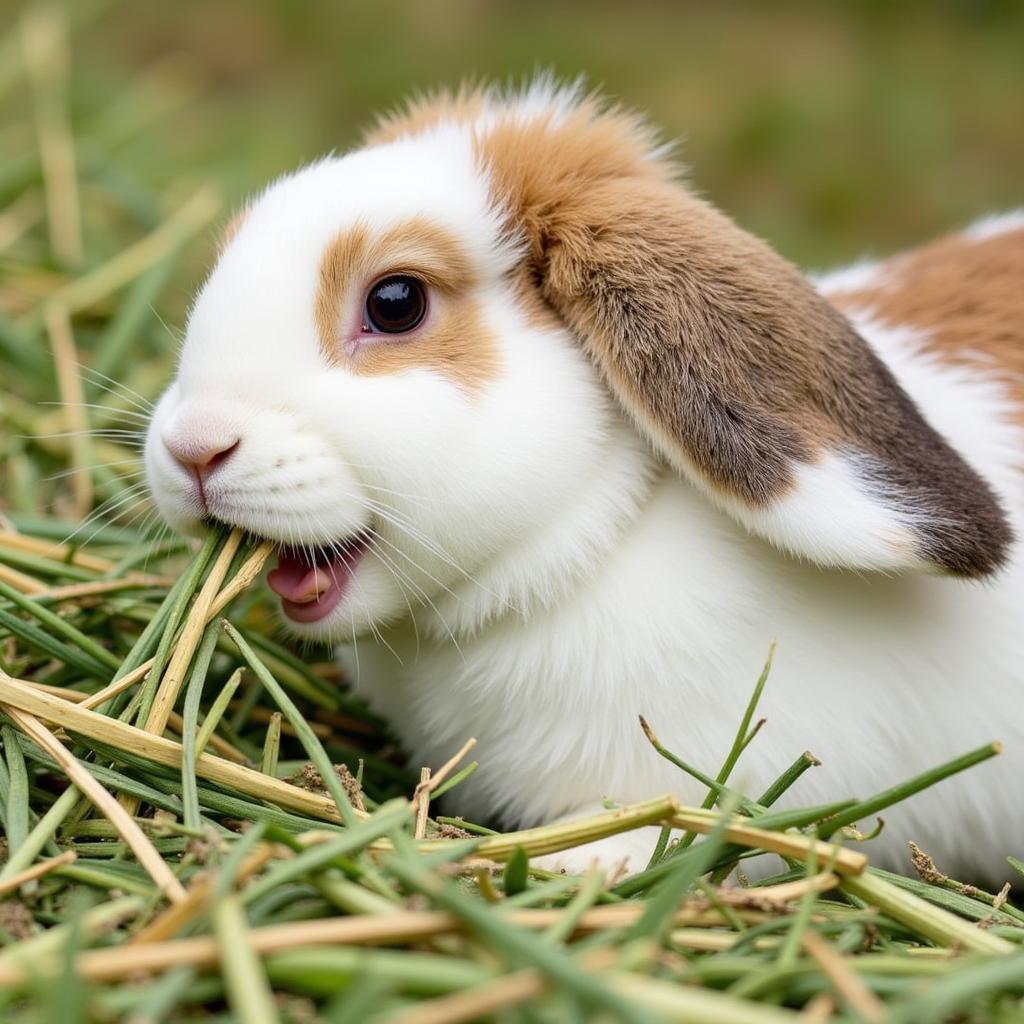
[370, 88, 1011, 575]
[315, 216, 497, 392]
[508, 264, 565, 334]
[828, 228, 1024, 412]
[365, 86, 487, 147]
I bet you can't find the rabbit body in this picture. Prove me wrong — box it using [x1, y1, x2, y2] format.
[351, 303, 1024, 880]
[145, 82, 1024, 881]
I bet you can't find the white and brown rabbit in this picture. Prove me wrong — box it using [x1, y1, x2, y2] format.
[145, 81, 1024, 881]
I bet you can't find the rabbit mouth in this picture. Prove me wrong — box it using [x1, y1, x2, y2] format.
[266, 531, 371, 624]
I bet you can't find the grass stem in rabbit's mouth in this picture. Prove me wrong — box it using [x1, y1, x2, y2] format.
[266, 531, 371, 622]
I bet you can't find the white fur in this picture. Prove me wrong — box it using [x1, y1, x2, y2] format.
[809, 258, 884, 295]
[962, 208, 1024, 243]
[146, 90, 1024, 882]
[715, 452, 928, 572]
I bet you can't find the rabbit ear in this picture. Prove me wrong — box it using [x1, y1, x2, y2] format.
[479, 95, 1012, 576]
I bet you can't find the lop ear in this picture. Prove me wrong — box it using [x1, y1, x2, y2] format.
[480, 96, 1012, 576]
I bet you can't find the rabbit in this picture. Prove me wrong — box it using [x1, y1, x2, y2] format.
[145, 80, 1024, 883]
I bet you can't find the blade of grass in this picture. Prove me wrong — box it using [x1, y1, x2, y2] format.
[639, 715, 761, 815]
[0, 576, 118, 670]
[212, 896, 281, 1024]
[0, 529, 113, 572]
[669, 641, 774, 856]
[241, 800, 412, 907]
[0, 561, 46, 596]
[801, 930, 887, 1024]
[260, 710, 282, 777]
[15, 734, 198, 825]
[44, 303, 92, 517]
[430, 760, 478, 800]
[775, 846, 831, 972]
[0, 605, 113, 678]
[81, 660, 153, 711]
[225, 627, 339, 710]
[614, 802, 865, 899]
[817, 742, 1003, 838]
[411, 738, 477, 821]
[206, 539, 274, 618]
[863, 867, 1023, 928]
[1, 721, 30, 854]
[179, 619, 221, 829]
[129, 528, 221, 722]
[628, 792, 740, 942]
[222, 620, 358, 828]
[541, 868, 605, 946]
[0, 547, 97, 583]
[89, 252, 177, 391]
[757, 751, 821, 807]
[0, 782, 77, 880]
[21, 5, 82, 268]
[193, 666, 244, 762]
[443, 796, 679, 862]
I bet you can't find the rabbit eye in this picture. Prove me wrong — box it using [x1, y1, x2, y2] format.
[363, 275, 427, 334]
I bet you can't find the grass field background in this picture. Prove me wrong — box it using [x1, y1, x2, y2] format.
[34, 0, 1024, 266]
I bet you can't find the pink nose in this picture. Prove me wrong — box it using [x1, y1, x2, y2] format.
[165, 437, 240, 500]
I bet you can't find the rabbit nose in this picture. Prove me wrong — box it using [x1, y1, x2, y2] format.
[166, 437, 239, 477]
[164, 436, 240, 506]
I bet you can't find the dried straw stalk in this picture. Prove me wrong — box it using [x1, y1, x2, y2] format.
[4, 705, 187, 903]
[142, 528, 243, 735]
[0, 668, 349, 823]
[0, 850, 77, 897]
[0, 898, 819, 988]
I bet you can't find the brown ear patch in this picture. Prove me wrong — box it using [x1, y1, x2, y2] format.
[827, 225, 1024, 418]
[471, 94, 1012, 576]
[314, 216, 498, 393]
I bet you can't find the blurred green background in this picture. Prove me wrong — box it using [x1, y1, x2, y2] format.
[3, 0, 1023, 279]
[16, 0, 1024, 268]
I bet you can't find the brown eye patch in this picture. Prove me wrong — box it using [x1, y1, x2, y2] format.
[314, 217, 499, 392]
